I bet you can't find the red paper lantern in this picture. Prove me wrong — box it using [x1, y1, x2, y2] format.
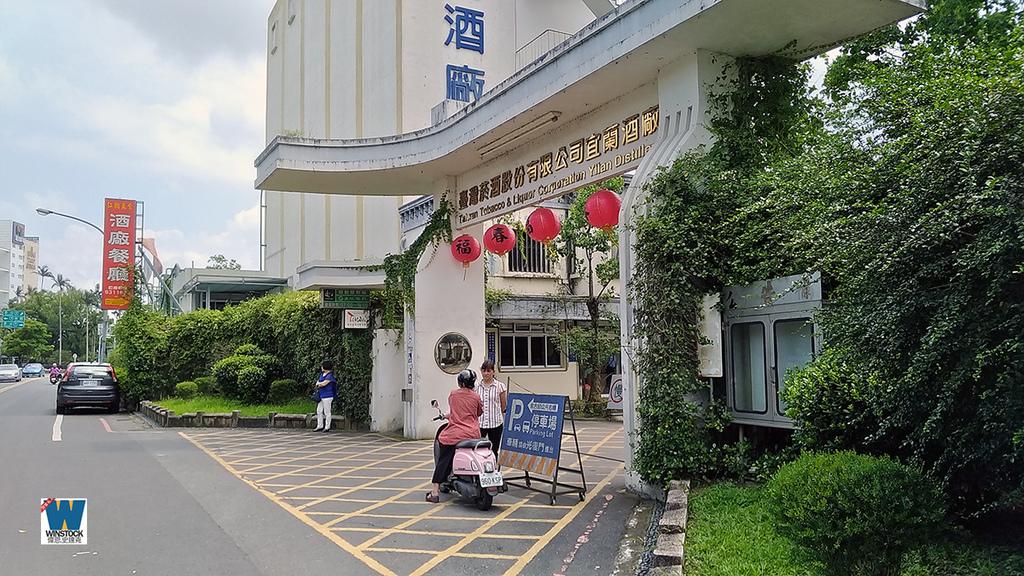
[450, 234, 481, 268]
[483, 223, 516, 256]
[526, 207, 561, 245]
[584, 189, 622, 233]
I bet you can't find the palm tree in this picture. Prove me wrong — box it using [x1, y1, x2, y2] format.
[48, 273, 73, 364]
[11, 285, 24, 305]
[82, 285, 101, 362]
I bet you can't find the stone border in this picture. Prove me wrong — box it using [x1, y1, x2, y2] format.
[650, 479, 689, 574]
[138, 400, 366, 430]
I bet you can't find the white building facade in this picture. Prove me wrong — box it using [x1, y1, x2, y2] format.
[0, 220, 30, 309]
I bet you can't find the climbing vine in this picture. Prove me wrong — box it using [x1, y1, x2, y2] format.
[338, 329, 374, 422]
[630, 55, 815, 486]
[375, 197, 454, 329]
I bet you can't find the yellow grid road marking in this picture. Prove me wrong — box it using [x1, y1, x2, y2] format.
[180, 431, 399, 576]
[183, 425, 624, 575]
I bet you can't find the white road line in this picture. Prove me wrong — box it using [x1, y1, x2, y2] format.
[52, 415, 63, 442]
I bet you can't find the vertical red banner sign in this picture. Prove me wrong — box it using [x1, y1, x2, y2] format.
[101, 198, 136, 310]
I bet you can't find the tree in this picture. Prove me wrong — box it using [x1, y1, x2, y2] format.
[2, 318, 54, 361]
[769, 1, 1024, 516]
[626, 1, 1024, 510]
[47, 273, 73, 364]
[11, 285, 25, 305]
[550, 179, 623, 403]
[206, 254, 241, 270]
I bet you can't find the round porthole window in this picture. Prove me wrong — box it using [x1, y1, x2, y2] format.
[435, 332, 472, 374]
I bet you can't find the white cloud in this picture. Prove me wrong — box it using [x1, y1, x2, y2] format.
[3, 2, 274, 293]
[146, 203, 262, 273]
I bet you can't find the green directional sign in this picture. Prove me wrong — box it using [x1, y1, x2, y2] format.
[320, 289, 370, 310]
[2, 310, 26, 329]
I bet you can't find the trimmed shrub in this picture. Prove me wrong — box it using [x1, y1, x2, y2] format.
[194, 376, 218, 396]
[237, 365, 268, 405]
[174, 381, 199, 399]
[234, 343, 264, 357]
[765, 451, 945, 576]
[212, 356, 254, 400]
[783, 350, 880, 454]
[268, 379, 299, 404]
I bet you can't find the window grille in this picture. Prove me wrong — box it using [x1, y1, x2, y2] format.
[507, 235, 552, 274]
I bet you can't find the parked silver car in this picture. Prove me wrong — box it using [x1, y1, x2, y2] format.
[0, 364, 23, 382]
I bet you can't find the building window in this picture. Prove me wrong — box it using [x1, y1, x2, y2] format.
[499, 323, 562, 368]
[287, 0, 296, 24]
[270, 20, 279, 55]
[507, 235, 552, 274]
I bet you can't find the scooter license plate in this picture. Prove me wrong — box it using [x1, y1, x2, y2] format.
[479, 472, 503, 488]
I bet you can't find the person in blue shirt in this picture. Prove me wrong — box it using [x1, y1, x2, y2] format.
[313, 360, 338, 432]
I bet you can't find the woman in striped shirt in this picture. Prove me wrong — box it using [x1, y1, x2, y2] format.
[476, 359, 507, 456]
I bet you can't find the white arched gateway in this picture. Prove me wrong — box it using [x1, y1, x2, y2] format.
[254, 0, 924, 494]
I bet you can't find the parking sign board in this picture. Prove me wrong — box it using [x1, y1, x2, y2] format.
[499, 393, 565, 476]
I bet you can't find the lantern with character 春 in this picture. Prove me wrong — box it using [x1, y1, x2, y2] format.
[483, 223, 516, 256]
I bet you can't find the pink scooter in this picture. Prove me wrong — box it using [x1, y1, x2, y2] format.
[431, 399, 506, 510]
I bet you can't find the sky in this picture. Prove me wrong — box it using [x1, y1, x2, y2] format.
[0, 0, 278, 292]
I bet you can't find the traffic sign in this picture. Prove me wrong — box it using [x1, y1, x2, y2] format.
[607, 374, 623, 409]
[2, 310, 26, 329]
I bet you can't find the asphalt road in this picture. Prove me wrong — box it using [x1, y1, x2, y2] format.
[0, 376, 647, 575]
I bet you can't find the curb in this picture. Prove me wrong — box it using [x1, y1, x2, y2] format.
[649, 479, 688, 575]
[137, 400, 367, 430]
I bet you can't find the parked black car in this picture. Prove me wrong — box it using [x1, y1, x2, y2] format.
[56, 363, 120, 414]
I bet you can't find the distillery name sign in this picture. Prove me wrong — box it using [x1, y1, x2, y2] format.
[455, 105, 659, 227]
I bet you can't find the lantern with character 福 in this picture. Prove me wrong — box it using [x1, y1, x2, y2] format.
[451, 234, 482, 269]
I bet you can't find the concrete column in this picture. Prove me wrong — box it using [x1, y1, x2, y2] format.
[405, 188, 486, 440]
[619, 50, 726, 497]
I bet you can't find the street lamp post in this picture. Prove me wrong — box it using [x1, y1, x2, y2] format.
[36, 207, 109, 361]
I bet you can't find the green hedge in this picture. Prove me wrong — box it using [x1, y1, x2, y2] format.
[194, 376, 218, 396]
[111, 291, 374, 420]
[237, 365, 268, 405]
[268, 379, 299, 404]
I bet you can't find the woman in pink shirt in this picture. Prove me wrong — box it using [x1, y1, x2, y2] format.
[427, 369, 483, 503]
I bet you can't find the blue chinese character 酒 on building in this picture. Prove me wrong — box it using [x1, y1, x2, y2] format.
[444, 4, 484, 54]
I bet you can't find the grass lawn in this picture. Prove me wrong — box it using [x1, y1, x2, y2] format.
[150, 395, 317, 418]
[684, 483, 1024, 576]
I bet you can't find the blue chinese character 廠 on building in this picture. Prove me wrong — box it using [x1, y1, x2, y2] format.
[446, 64, 485, 102]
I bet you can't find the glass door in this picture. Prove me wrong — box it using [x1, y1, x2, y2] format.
[730, 322, 767, 414]
[773, 318, 815, 417]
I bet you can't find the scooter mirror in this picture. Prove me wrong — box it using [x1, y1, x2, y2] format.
[430, 399, 438, 408]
